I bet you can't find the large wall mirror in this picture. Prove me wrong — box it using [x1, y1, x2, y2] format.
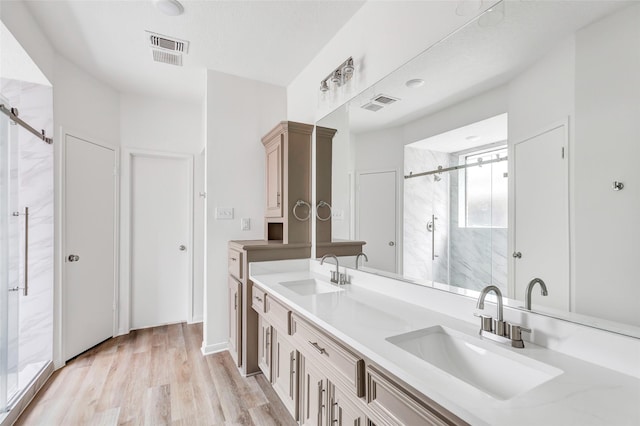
[315, 1, 639, 337]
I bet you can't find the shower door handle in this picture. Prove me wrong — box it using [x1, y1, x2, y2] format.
[12, 207, 29, 296]
[430, 215, 437, 261]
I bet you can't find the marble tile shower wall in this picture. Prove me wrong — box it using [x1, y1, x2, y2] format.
[0, 78, 53, 373]
[449, 155, 507, 292]
[403, 146, 507, 292]
[403, 146, 450, 282]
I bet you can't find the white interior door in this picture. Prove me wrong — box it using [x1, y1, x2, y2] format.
[64, 135, 116, 360]
[356, 170, 397, 273]
[130, 154, 191, 329]
[514, 124, 569, 311]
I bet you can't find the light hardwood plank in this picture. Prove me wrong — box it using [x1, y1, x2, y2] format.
[14, 323, 294, 426]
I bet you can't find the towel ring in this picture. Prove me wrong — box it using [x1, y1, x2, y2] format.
[292, 200, 311, 221]
[316, 201, 332, 222]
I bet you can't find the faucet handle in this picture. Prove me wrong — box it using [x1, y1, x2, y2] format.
[338, 272, 350, 285]
[474, 313, 493, 332]
[505, 323, 531, 341]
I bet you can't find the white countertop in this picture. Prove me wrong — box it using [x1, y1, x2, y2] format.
[250, 263, 640, 426]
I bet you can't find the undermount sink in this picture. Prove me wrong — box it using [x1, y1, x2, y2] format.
[280, 278, 344, 296]
[386, 326, 562, 400]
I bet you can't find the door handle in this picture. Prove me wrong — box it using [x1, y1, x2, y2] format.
[68, 254, 80, 262]
[388, 241, 395, 246]
[179, 245, 186, 251]
[513, 252, 522, 259]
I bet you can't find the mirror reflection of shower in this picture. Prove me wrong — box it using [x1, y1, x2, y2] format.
[403, 113, 508, 293]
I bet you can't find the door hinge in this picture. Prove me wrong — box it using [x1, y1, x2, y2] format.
[561, 147, 565, 159]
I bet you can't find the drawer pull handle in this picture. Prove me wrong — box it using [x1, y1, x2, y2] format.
[308, 341, 326, 355]
[231, 257, 237, 261]
[255, 296, 263, 302]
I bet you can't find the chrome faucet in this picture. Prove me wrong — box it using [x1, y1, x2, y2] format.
[320, 254, 348, 285]
[476, 285, 531, 349]
[525, 278, 548, 310]
[355, 252, 368, 270]
[476, 285, 505, 336]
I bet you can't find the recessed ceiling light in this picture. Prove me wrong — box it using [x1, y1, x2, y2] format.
[154, 0, 184, 16]
[466, 135, 481, 142]
[405, 79, 425, 88]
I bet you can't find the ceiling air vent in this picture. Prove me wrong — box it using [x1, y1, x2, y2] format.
[146, 31, 189, 66]
[147, 31, 189, 53]
[152, 49, 183, 66]
[361, 102, 384, 112]
[373, 94, 399, 105]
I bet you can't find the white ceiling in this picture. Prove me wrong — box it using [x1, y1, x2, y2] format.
[408, 113, 507, 153]
[342, 1, 630, 135]
[22, 0, 365, 101]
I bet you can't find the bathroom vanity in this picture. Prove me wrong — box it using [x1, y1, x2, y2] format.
[248, 259, 640, 425]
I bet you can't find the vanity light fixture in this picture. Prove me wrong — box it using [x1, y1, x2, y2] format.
[319, 57, 355, 93]
[406, 78, 425, 88]
[342, 58, 355, 78]
[154, 0, 184, 16]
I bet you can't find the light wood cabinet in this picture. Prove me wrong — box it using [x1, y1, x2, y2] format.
[265, 137, 283, 218]
[367, 366, 459, 426]
[228, 240, 310, 377]
[251, 284, 468, 426]
[257, 315, 271, 381]
[291, 313, 365, 398]
[299, 353, 328, 426]
[330, 382, 367, 426]
[228, 276, 242, 367]
[272, 328, 299, 420]
[261, 121, 314, 244]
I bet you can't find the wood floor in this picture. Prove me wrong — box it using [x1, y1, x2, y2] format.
[15, 323, 297, 426]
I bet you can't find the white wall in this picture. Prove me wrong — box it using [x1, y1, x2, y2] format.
[204, 70, 287, 353]
[507, 37, 575, 145]
[573, 5, 640, 326]
[2, 1, 121, 368]
[287, 1, 494, 123]
[119, 93, 204, 153]
[317, 107, 351, 239]
[118, 92, 206, 332]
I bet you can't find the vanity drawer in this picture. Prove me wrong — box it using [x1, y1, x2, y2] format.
[228, 249, 243, 280]
[291, 314, 365, 398]
[264, 294, 291, 335]
[252, 285, 266, 313]
[367, 366, 464, 426]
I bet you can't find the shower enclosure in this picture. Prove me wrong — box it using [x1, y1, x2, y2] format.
[0, 95, 20, 414]
[404, 143, 508, 293]
[0, 82, 53, 418]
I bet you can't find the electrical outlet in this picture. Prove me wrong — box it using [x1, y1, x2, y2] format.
[215, 207, 233, 220]
[241, 218, 251, 231]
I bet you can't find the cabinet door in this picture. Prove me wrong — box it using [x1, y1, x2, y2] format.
[330, 383, 367, 426]
[257, 315, 272, 381]
[228, 276, 242, 367]
[299, 354, 328, 426]
[272, 329, 298, 419]
[265, 137, 283, 218]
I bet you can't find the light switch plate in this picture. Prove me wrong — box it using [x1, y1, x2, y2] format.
[241, 218, 251, 231]
[215, 207, 233, 220]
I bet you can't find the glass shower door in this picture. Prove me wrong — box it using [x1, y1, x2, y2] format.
[0, 101, 20, 413]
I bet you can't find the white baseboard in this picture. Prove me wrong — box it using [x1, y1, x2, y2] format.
[188, 316, 203, 324]
[201, 341, 228, 356]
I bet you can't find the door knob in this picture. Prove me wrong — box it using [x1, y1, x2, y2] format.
[388, 241, 395, 246]
[68, 254, 80, 262]
[179, 245, 186, 251]
[512, 252, 522, 259]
